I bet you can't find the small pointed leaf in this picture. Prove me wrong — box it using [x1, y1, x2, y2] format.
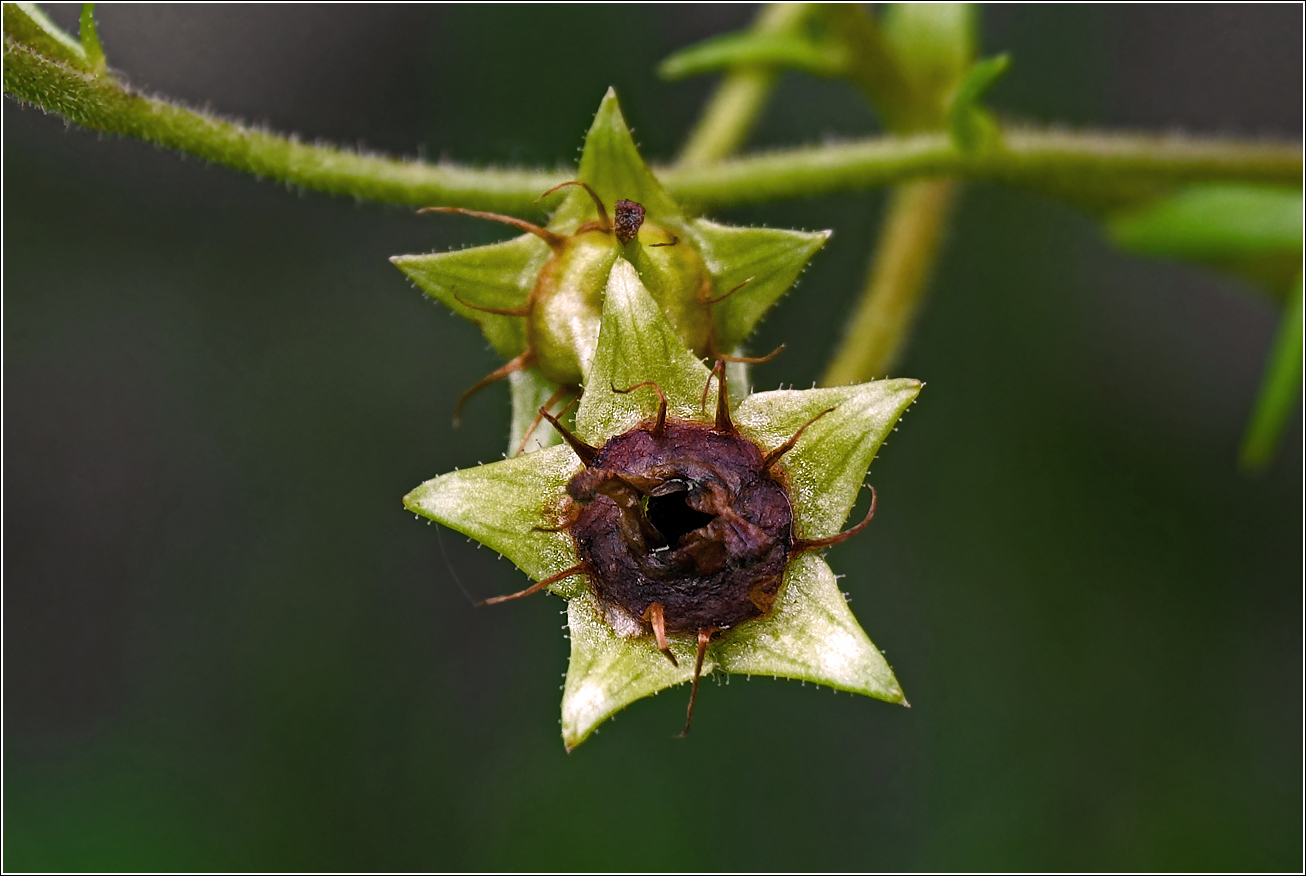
[1239, 274, 1304, 472]
[392, 235, 546, 359]
[575, 258, 713, 443]
[689, 219, 831, 350]
[659, 30, 849, 81]
[716, 552, 904, 701]
[735, 380, 922, 538]
[403, 445, 581, 591]
[947, 53, 1010, 153]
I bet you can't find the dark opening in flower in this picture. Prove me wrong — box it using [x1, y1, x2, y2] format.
[535, 362, 877, 734]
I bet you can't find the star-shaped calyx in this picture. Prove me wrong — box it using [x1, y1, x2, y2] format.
[392, 88, 830, 455]
[405, 259, 921, 750]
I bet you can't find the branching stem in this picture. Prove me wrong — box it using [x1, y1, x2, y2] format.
[660, 131, 1302, 213]
[4, 31, 1300, 214]
[676, 2, 816, 167]
[822, 179, 959, 386]
[3, 36, 562, 213]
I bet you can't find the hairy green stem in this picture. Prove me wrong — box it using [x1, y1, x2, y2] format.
[677, 3, 815, 167]
[661, 130, 1302, 212]
[3, 36, 563, 213]
[5, 33, 1300, 213]
[822, 179, 958, 385]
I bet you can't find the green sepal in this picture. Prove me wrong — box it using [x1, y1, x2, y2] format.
[688, 219, 830, 351]
[574, 258, 714, 443]
[946, 53, 1009, 153]
[561, 590, 716, 750]
[403, 444, 581, 593]
[1239, 273, 1304, 472]
[733, 379, 922, 538]
[508, 366, 565, 456]
[555, 87, 681, 231]
[391, 234, 546, 359]
[658, 30, 849, 81]
[4, 2, 90, 68]
[716, 552, 904, 702]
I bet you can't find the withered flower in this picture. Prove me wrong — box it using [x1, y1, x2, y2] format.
[405, 260, 921, 750]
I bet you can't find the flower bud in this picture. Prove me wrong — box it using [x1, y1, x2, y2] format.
[392, 89, 830, 452]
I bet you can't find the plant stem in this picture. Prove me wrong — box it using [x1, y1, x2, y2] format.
[6, 35, 1300, 213]
[660, 130, 1302, 212]
[821, 179, 958, 385]
[3, 37, 562, 213]
[819, 3, 918, 131]
[1239, 275, 1304, 472]
[677, 3, 815, 167]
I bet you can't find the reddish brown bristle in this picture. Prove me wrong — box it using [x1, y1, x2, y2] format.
[536, 181, 612, 233]
[418, 206, 565, 251]
[762, 407, 834, 472]
[479, 561, 588, 606]
[678, 627, 714, 737]
[454, 350, 535, 426]
[792, 486, 878, 553]
[539, 406, 600, 466]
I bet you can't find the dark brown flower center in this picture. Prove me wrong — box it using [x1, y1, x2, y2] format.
[566, 420, 793, 634]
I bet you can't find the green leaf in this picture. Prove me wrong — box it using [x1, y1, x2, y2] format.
[659, 30, 848, 81]
[688, 219, 830, 351]
[562, 590, 716, 750]
[733, 379, 922, 539]
[391, 234, 546, 359]
[574, 258, 713, 444]
[403, 444, 582, 591]
[716, 552, 904, 702]
[946, 53, 1009, 153]
[1240, 274, 1304, 472]
[1109, 184, 1304, 260]
[78, 3, 105, 73]
[4, 2, 90, 68]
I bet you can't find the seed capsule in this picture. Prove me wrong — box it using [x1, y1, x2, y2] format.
[527, 362, 877, 735]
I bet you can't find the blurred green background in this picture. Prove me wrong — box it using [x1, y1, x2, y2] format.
[5, 5, 1301, 871]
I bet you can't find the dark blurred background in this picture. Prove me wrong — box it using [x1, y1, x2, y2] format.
[5, 4, 1301, 871]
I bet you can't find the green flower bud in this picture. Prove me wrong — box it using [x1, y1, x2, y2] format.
[528, 227, 615, 386]
[392, 88, 830, 453]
